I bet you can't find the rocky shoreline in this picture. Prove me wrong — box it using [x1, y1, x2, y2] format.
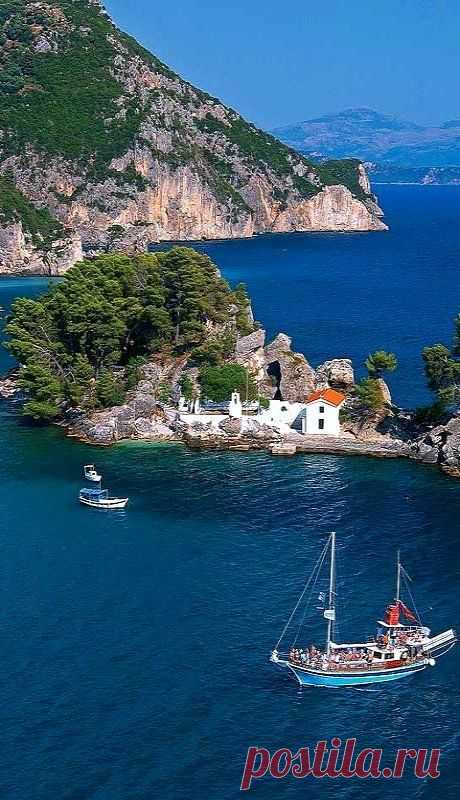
[2, 328, 460, 479]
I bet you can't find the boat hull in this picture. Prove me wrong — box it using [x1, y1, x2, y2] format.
[79, 497, 128, 509]
[285, 661, 427, 687]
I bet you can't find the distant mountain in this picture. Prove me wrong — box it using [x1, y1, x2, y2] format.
[366, 163, 460, 185]
[273, 109, 460, 167]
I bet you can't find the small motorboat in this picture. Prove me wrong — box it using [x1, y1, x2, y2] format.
[84, 464, 102, 482]
[79, 488, 128, 510]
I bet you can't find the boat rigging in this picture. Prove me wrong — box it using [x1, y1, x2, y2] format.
[271, 533, 456, 688]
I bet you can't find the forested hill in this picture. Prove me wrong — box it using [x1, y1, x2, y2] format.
[5, 247, 255, 420]
[0, 1, 385, 276]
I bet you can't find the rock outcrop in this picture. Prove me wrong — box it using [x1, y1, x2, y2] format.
[70, 398, 177, 445]
[261, 333, 316, 401]
[235, 329, 267, 384]
[376, 377, 392, 406]
[409, 416, 460, 474]
[0, 220, 83, 276]
[315, 359, 355, 390]
[0, 373, 20, 399]
[0, 1, 386, 275]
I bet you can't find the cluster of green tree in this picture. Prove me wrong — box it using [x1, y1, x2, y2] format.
[0, 175, 64, 249]
[196, 114, 317, 186]
[353, 318, 460, 421]
[0, 0, 148, 167]
[199, 363, 257, 404]
[5, 248, 254, 421]
[422, 315, 460, 406]
[317, 159, 370, 202]
[355, 351, 398, 411]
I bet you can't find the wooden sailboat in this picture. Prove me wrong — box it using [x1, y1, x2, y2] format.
[271, 533, 456, 688]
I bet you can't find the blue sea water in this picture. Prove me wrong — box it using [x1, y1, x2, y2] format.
[1, 186, 460, 800]
[154, 184, 460, 406]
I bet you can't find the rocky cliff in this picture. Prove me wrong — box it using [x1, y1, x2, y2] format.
[0, 1, 386, 275]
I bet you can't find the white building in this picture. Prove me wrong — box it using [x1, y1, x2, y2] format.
[228, 391, 243, 418]
[302, 388, 345, 436]
[257, 399, 306, 432]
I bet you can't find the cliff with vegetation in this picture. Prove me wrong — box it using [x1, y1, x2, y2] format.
[0, 1, 386, 275]
[2, 247, 460, 479]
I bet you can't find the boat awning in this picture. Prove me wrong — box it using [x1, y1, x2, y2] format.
[330, 642, 371, 649]
[80, 488, 108, 499]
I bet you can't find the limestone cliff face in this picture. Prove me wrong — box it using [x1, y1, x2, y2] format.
[0, 1, 387, 275]
[0, 220, 83, 276]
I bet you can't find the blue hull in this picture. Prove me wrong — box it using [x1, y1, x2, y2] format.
[287, 663, 427, 687]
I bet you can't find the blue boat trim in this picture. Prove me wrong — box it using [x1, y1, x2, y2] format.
[271, 533, 457, 689]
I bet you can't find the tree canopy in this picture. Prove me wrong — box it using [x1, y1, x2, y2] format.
[5, 248, 254, 420]
[199, 363, 257, 403]
[355, 377, 387, 411]
[365, 350, 398, 377]
[423, 314, 460, 405]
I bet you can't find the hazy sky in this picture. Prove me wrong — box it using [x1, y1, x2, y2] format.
[105, 0, 460, 130]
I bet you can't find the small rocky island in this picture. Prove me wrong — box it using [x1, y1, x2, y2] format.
[1, 247, 460, 479]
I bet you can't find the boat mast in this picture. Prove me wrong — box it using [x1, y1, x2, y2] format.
[395, 549, 401, 603]
[326, 532, 336, 656]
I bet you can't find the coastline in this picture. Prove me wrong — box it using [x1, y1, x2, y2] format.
[46, 402, 460, 480]
[28, 407, 460, 480]
[0, 225, 390, 280]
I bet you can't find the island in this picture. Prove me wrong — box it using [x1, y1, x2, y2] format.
[1, 247, 460, 480]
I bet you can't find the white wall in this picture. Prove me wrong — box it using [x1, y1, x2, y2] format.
[257, 400, 306, 432]
[304, 400, 341, 436]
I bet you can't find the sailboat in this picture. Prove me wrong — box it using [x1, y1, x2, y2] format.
[270, 533, 457, 687]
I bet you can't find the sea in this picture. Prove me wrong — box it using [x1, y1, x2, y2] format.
[1, 186, 459, 800]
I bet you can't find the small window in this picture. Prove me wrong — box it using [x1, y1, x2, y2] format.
[385, 653, 394, 660]
[374, 651, 383, 659]
[319, 405, 325, 413]
[318, 419, 325, 431]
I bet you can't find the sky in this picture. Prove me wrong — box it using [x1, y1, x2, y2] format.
[104, 0, 460, 130]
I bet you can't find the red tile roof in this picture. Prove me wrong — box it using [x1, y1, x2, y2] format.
[306, 388, 346, 407]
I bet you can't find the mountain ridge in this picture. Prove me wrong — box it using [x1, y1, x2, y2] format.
[0, 1, 385, 275]
[273, 108, 460, 166]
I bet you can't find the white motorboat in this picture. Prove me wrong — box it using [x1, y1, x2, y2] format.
[79, 488, 128, 509]
[84, 464, 102, 482]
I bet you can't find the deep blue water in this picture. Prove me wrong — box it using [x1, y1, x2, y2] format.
[155, 184, 460, 406]
[1, 187, 460, 800]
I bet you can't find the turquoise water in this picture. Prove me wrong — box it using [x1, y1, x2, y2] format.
[1, 187, 460, 799]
